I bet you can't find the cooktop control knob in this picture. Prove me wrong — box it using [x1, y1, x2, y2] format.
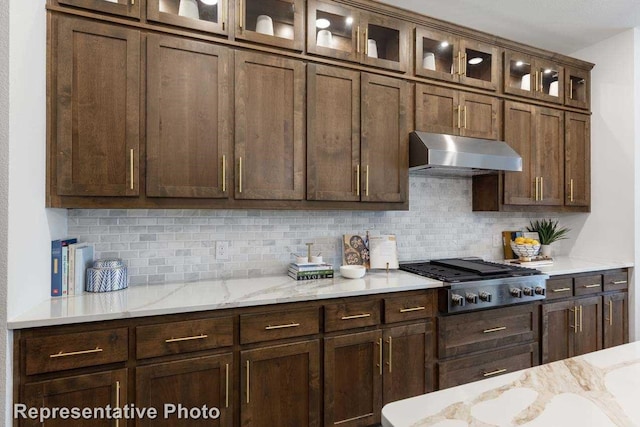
[522, 287, 534, 296]
[479, 291, 492, 302]
[535, 287, 546, 296]
[510, 288, 522, 298]
[465, 293, 478, 304]
[451, 294, 465, 306]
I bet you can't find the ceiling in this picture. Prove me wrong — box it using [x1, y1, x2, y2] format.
[377, 0, 640, 54]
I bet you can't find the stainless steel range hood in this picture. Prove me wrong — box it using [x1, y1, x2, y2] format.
[409, 131, 522, 176]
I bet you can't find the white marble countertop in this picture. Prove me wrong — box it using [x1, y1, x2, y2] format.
[382, 341, 640, 427]
[8, 271, 443, 329]
[531, 256, 633, 276]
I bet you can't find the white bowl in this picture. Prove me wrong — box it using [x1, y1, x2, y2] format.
[340, 265, 366, 279]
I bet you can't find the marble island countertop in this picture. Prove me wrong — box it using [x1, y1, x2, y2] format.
[8, 270, 443, 329]
[382, 341, 640, 427]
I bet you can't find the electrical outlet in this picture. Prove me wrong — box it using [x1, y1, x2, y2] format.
[216, 241, 230, 260]
[493, 235, 502, 248]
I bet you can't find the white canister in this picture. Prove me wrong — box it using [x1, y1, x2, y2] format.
[255, 15, 274, 36]
[316, 30, 333, 48]
[367, 39, 378, 58]
[521, 74, 531, 90]
[549, 81, 559, 97]
[422, 52, 436, 70]
[178, 0, 199, 19]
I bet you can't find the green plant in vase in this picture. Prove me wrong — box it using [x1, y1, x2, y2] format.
[527, 219, 570, 258]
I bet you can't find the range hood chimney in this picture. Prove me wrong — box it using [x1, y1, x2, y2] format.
[409, 131, 523, 176]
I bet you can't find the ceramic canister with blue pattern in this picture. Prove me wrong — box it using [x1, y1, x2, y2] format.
[86, 259, 128, 292]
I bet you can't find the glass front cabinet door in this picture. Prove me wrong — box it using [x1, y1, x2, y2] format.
[236, 0, 305, 51]
[147, 0, 228, 35]
[59, 0, 140, 18]
[416, 28, 498, 90]
[504, 50, 563, 104]
[307, 0, 409, 72]
[565, 67, 590, 110]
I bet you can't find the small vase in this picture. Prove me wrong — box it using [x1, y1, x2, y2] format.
[540, 244, 552, 258]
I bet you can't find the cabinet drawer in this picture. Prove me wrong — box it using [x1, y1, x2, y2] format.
[574, 274, 602, 296]
[136, 317, 233, 359]
[240, 307, 320, 344]
[546, 277, 574, 300]
[603, 270, 628, 292]
[384, 294, 433, 324]
[324, 299, 381, 332]
[25, 328, 128, 375]
[438, 304, 538, 358]
[438, 343, 538, 389]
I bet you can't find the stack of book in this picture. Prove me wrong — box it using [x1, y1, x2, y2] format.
[288, 263, 334, 281]
[51, 238, 94, 297]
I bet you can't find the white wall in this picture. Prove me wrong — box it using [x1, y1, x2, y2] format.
[566, 29, 639, 339]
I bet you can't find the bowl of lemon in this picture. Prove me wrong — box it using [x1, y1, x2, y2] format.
[510, 237, 541, 261]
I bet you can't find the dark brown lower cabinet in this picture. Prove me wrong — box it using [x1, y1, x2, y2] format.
[542, 295, 602, 364]
[241, 340, 321, 427]
[21, 369, 127, 427]
[136, 354, 233, 427]
[324, 330, 382, 427]
[603, 292, 629, 349]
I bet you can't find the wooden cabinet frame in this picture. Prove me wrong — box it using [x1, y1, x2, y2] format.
[147, 0, 229, 35]
[235, 0, 305, 51]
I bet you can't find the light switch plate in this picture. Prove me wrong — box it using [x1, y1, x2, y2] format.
[216, 241, 230, 260]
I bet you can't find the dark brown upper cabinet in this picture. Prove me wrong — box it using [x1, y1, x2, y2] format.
[147, 0, 228, 36]
[565, 66, 591, 110]
[54, 15, 140, 197]
[565, 112, 590, 207]
[307, 0, 410, 73]
[235, 0, 305, 51]
[416, 27, 499, 90]
[234, 51, 306, 201]
[504, 50, 564, 104]
[146, 34, 231, 199]
[58, 0, 140, 18]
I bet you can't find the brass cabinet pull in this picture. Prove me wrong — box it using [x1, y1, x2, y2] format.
[552, 287, 571, 293]
[583, 284, 601, 289]
[399, 306, 426, 313]
[570, 307, 578, 333]
[238, 157, 243, 193]
[387, 336, 392, 373]
[165, 334, 208, 343]
[337, 414, 374, 424]
[246, 360, 250, 404]
[239, 0, 244, 30]
[50, 347, 103, 358]
[570, 178, 574, 202]
[608, 300, 613, 326]
[225, 363, 229, 408]
[365, 165, 369, 197]
[341, 313, 371, 320]
[130, 148, 134, 190]
[265, 322, 300, 330]
[483, 326, 506, 334]
[356, 26, 360, 53]
[115, 380, 121, 427]
[131, 0, 134, 5]
[463, 105, 467, 129]
[483, 368, 507, 377]
[377, 338, 383, 376]
[612, 280, 628, 285]
[535, 177, 539, 201]
[356, 164, 360, 196]
[222, 155, 226, 192]
[570, 79, 573, 99]
[579, 305, 583, 332]
[540, 176, 544, 201]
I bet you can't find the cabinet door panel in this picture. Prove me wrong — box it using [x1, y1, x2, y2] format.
[307, 65, 360, 201]
[542, 299, 576, 364]
[360, 12, 410, 73]
[565, 112, 590, 207]
[415, 84, 457, 135]
[324, 330, 382, 427]
[55, 16, 140, 197]
[242, 340, 321, 427]
[565, 67, 590, 110]
[604, 292, 629, 349]
[22, 369, 127, 427]
[503, 101, 535, 205]
[147, 0, 227, 35]
[235, 51, 305, 200]
[236, 0, 305, 51]
[535, 107, 564, 206]
[307, 0, 359, 63]
[360, 74, 409, 203]
[415, 27, 458, 82]
[459, 38, 499, 91]
[136, 355, 232, 427]
[146, 35, 231, 198]
[574, 296, 602, 357]
[459, 92, 498, 140]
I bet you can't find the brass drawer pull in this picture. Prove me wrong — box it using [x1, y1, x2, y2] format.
[265, 322, 300, 330]
[483, 368, 507, 377]
[607, 300, 613, 326]
[165, 334, 208, 343]
[341, 313, 371, 320]
[552, 287, 571, 293]
[50, 347, 103, 358]
[335, 413, 374, 425]
[399, 306, 426, 313]
[483, 326, 506, 334]
[583, 284, 601, 289]
[612, 280, 627, 285]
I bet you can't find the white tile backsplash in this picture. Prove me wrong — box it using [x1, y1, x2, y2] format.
[68, 176, 570, 285]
